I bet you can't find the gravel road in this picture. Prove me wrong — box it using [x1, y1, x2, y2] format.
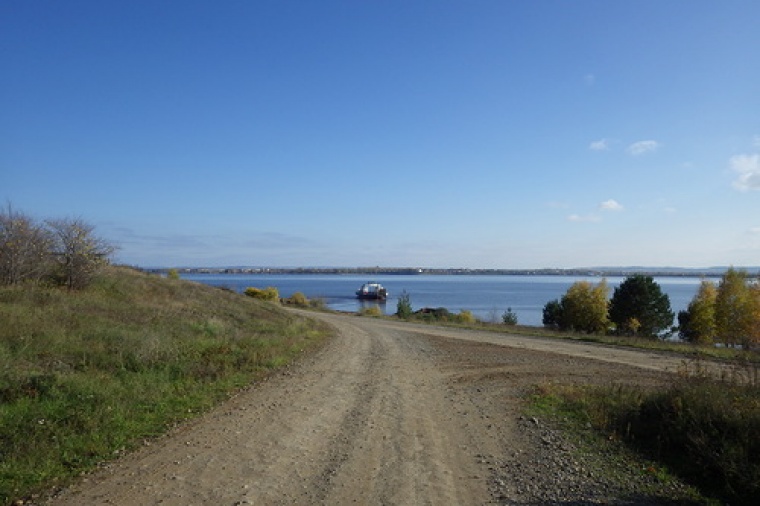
[48, 311, 700, 505]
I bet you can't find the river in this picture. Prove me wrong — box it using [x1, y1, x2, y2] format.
[181, 273, 706, 328]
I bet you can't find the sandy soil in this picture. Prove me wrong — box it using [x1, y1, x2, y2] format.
[47, 311, 696, 506]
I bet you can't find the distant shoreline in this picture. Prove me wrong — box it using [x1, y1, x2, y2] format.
[142, 266, 759, 278]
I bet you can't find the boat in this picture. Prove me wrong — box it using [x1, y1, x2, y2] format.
[355, 282, 388, 301]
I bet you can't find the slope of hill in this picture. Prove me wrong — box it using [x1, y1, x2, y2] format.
[0, 266, 329, 503]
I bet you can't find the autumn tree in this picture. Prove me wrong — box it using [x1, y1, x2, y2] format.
[714, 268, 760, 348]
[47, 217, 116, 290]
[557, 279, 610, 334]
[609, 274, 674, 338]
[678, 280, 717, 344]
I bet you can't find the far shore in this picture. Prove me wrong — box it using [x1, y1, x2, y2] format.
[141, 266, 759, 278]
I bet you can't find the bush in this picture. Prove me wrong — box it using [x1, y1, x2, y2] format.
[285, 292, 308, 306]
[244, 286, 279, 302]
[548, 363, 760, 505]
[415, 307, 451, 321]
[0, 207, 114, 290]
[360, 305, 382, 317]
[502, 307, 518, 325]
[309, 297, 326, 309]
[396, 290, 413, 318]
[455, 310, 476, 324]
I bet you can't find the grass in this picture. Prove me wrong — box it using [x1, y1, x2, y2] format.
[0, 266, 330, 503]
[528, 359, 760, 506]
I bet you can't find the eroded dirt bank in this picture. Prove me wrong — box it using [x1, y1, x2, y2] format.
[48, 312, 693, 505]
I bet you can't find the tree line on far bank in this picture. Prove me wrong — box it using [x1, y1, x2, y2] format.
[0, 205, 115, 290]
[543, 270, 760, 348]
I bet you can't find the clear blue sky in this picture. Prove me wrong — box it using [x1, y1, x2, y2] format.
[2, 1, 759, 268]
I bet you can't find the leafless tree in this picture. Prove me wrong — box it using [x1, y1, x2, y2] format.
[46, 217, 116, 290]
[0, 204, 53, 285]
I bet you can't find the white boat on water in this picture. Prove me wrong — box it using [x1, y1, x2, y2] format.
[355, 282, 388, 301]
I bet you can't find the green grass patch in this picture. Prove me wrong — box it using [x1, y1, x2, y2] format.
[528, 361, 760, 506]
[0, 266, 329, 503]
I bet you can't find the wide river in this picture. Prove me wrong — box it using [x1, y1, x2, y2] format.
[182, 273, 707, 328]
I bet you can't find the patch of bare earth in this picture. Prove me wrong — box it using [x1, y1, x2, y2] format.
[46, 313, 697, 505]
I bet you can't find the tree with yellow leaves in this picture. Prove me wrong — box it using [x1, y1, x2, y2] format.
[714, 268, 760, 348]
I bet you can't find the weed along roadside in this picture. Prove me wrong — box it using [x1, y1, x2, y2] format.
[0, 266, 330, 504]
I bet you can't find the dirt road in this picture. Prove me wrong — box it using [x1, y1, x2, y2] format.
[49, 312, 694, 505]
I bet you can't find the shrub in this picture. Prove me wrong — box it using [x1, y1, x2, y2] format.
[396, 290, 413, 318]
[286, 292, 309, 306]
[415, 307, 451, 322]
[0, 207, 114, 290]
[546, 363, 760, 505]
[244, 286, 279, 302]
[360, 305, 382, 317]
[309, 297, 326, 309]
[502, 307, 518, 325]
[455, 310, 476, 324]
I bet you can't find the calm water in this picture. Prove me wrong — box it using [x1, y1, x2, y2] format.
[182, 273, 705, 327]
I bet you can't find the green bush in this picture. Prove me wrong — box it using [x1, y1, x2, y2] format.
[502, 307, 518, 325]
[396, 290, 413, 318]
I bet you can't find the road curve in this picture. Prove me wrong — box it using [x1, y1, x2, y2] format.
[50, 311, 693, 505]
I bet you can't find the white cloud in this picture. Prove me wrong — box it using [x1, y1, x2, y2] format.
[753, 135, 760, 148]
[626, 140, 660, 156]
[584, 73, 596, 86]
[730, 153, 760, 191]
[589, 139, 609, 151]
[749, 226, 760, 235]
[567, 213, 601, 223]
[599, 199, 623, 211]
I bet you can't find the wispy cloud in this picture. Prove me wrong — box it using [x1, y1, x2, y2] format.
[749, 226, 760, 235]
[626, 140, 660, 156]
[584, 73, 596, 86]
[589, 139, 609, 151]
[730, 153, 760, 191]
[567, 213, 601, 223]
[599, 199, 623, 211]
[753, 135, 760, 148]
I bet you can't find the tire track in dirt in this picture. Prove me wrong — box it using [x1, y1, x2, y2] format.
[49, 312, 489, 505]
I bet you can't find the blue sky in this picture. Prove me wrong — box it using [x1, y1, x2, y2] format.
[2, 1, 759, 268]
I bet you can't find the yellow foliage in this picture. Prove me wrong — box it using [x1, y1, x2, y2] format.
[244, 286, 280, 302]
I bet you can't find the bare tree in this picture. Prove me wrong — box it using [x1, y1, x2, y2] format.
[46, 217, 116, 290]
[0, 204, 53, 285]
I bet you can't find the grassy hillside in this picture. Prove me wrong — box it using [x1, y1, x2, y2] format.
[0, 266, 329, 503]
